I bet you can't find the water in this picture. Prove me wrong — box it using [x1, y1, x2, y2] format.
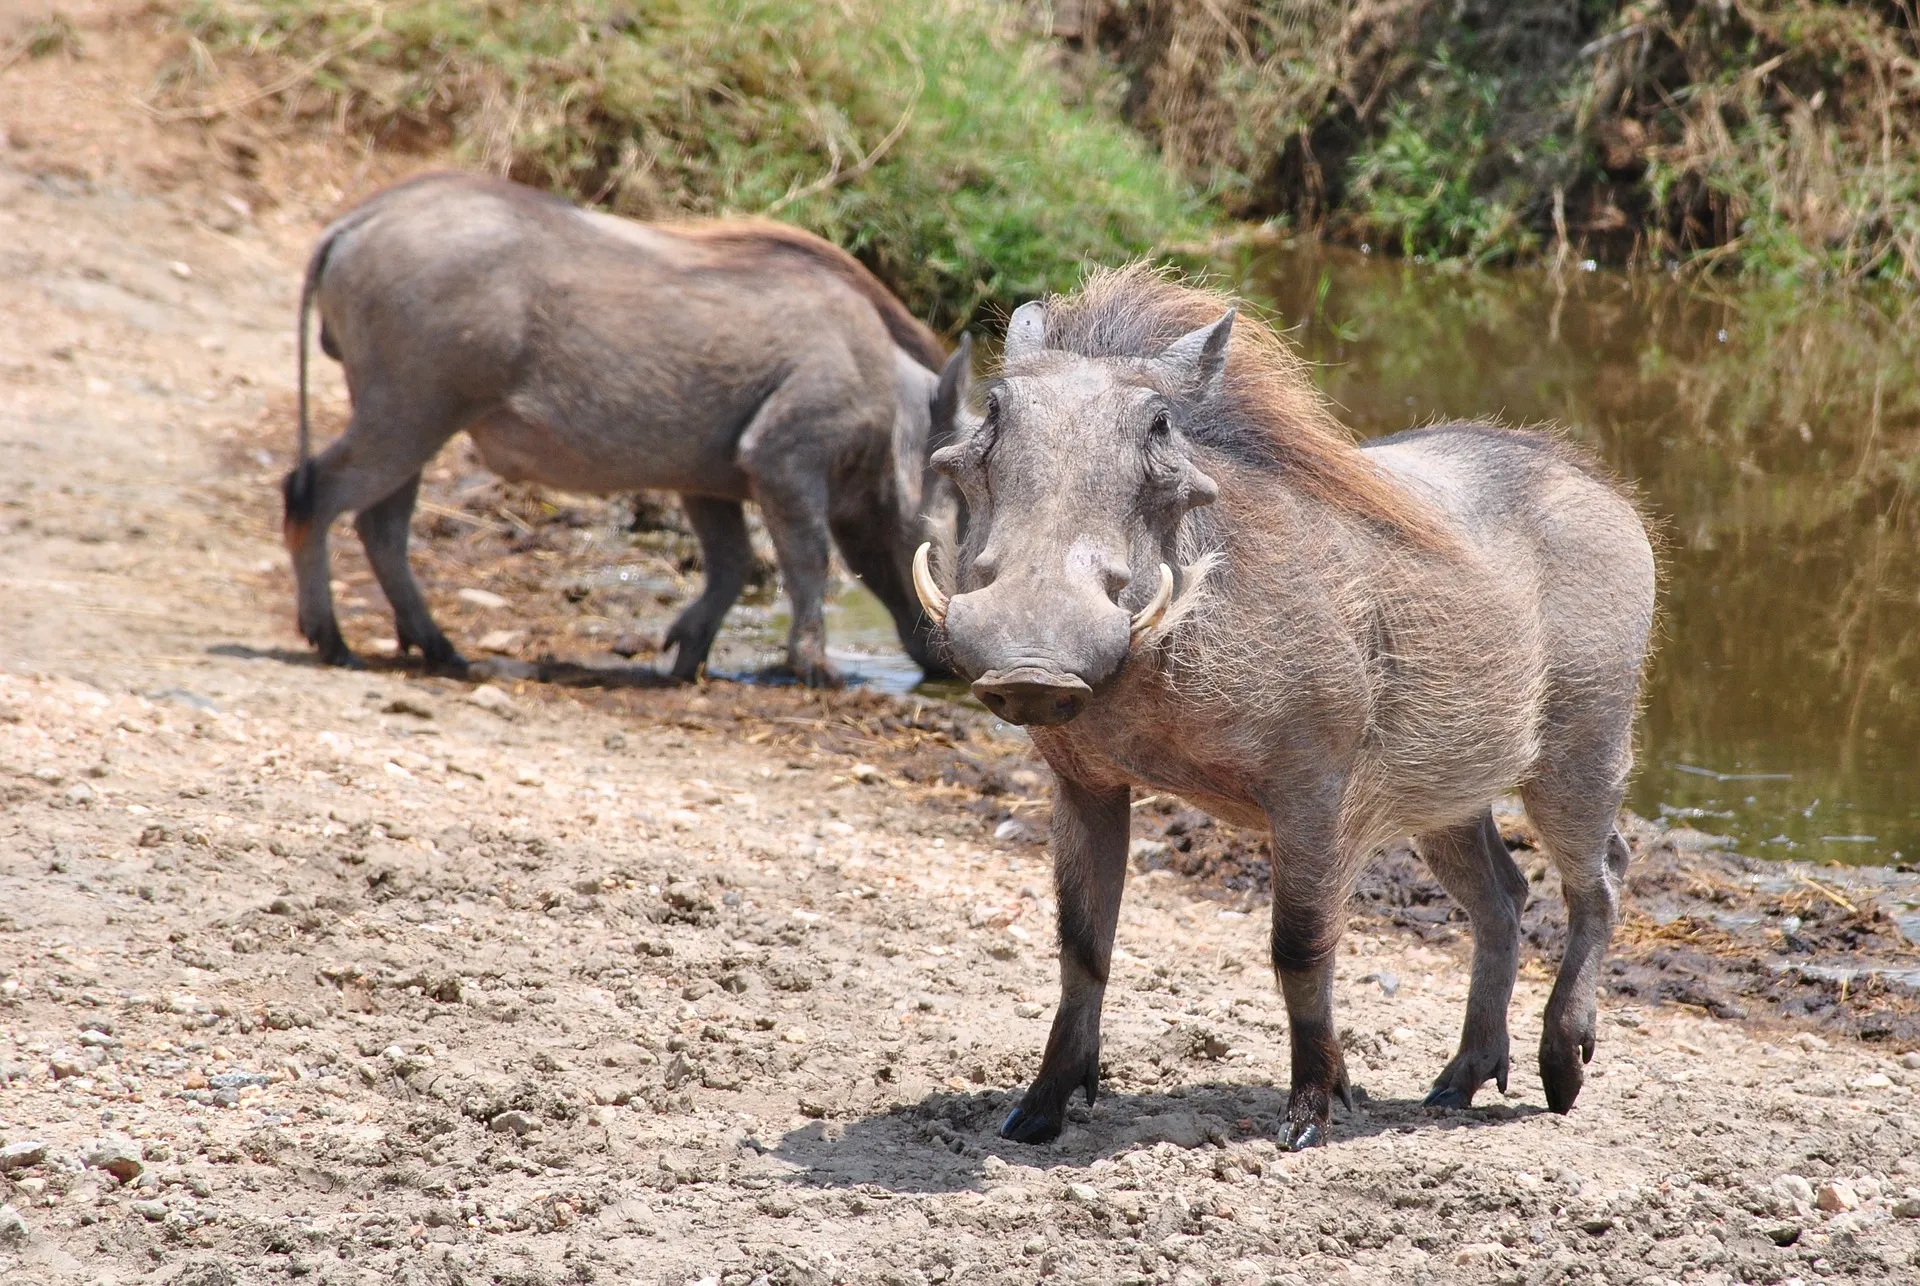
[831, 249, 1920, 866]
[1243, 246, 1920, 867]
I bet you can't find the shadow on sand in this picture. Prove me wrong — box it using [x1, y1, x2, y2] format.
[769, 1083, 1542, 1196]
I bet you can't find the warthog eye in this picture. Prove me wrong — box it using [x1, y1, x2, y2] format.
[1148, 409, 1172, 438]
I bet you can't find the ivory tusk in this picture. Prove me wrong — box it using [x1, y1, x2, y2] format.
[912, 542, 949, 625]
[1129, 563, 1175, 642]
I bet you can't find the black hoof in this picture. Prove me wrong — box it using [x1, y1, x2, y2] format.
[1422, 1084, 1475, 1109]
[999, 1104, 1063, 1145]
[1280, 1120, 1325, 1151]
[422, 649, 470, 678]
[318, 645, 364, 670]
[1540, 1030, 1594, 1115]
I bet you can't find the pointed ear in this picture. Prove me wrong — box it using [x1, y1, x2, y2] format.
[930, 333, 972, 449]
[1003, 301, 1047, 364]
[1159, 308, 1235, 398]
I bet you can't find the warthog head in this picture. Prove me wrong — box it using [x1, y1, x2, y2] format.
[915, 303, 1226, 725]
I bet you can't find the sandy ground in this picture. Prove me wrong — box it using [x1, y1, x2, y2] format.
[4, 8, 1920, 1285]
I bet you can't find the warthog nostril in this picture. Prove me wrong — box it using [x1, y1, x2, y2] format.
[970, 668, 1092, 727]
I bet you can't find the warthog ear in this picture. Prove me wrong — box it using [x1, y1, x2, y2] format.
[930, 334, 973, 450]
[1160, 308, 1235, 398]
[1003, 301, 1047, 365]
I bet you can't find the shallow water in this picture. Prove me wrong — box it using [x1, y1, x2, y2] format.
[833, 250, 1920, 866]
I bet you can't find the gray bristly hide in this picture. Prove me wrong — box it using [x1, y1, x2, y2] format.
[282, 171, 972, 686]
[923, 265, 1657, 1150]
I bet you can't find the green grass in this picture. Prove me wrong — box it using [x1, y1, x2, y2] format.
[175, 0, 1205, 329]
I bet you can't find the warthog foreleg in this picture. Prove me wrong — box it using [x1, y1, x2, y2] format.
[1269, 816, 1355, 1151]
[1415, 807, 1528, 1107]
[355, 473, 466, 674]
[1002, 776, 1129, 1144]
[663, 496, 753, 681]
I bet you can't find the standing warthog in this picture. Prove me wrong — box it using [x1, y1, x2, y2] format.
[284, 172, 971, 686]
[914, 266, 1657, 1149]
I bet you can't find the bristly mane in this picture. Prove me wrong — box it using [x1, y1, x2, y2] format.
[676, 219, 949, 373]
[1034, 264, 1456, 551]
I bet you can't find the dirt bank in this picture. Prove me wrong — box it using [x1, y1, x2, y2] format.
[4, 9, 1920, 1286]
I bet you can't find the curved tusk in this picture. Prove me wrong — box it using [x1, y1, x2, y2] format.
[1129, 563, 1175, 643]
[912, 542, 949, 626]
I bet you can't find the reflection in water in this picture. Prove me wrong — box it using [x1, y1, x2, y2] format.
[1242, 247, 1920, 866]
[829, 251, 1919, 866]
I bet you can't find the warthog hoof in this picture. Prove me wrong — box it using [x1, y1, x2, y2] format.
[1279, 1120, 1325, 1151]
[1540, 1023, 1596, 1114]
[1423, 1045, 1510, 1109]
[999, 1103, 1064, 1145]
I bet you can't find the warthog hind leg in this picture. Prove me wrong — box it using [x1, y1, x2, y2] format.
[1002, 777, 1129, 1144]
[663, 496, 753, 681]
[355, 472, 467, 675]
[1415, 807, 1528, 1108]
[1524, 763, 1631, 1113]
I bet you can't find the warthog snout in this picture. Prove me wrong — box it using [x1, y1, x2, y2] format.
[970, 667, 1092, 726]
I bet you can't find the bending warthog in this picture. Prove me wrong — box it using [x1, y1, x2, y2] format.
[915, 266, 1656, 1148]
[284, 172, 970, 685]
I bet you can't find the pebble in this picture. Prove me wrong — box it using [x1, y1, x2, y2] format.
[981, 1155, 1009, 1174]
[1892, 1197, 1920, 1219]
[382, 697, 433, 719]
[465, 685, 519, 719]
[132, 1199, 168, 1222]
[488, 1111, 539, 1136]
[49, 1050, 85, 1079]
[1852, 1073, 1893, 1090]
[1816, 1179, 1859, 1213]
[458, 587, 509, 610]
[86, 1141, 143, 1183]
[849, 763, 883, 784]
[1014, 1002, 1045, 1019]
[477, 629, 525, 655]
[1774, 1175, 1814, 1206]
[1361, 971, 1400, 997]
[0, 1141, 48, 1171]
[994, 818, 1040, 845]
[1902, 1052, 1920, 1070]
[0, 1203, 26, 1241]
[64, 781, 96, 805]
[1065, 1183, 1100, 1204]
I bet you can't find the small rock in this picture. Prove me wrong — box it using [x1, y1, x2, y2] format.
[49, 1050, 84, 1079]
[86, 1141, 143, 1183]
[1852, 1073, 1893, 1090]
[207, 1071, 270, 1091]
[1453, 1243, 1505, 1265]
[1014, 1002, 1045, 1019]
[1816, 1179, 1859, 1213]
[1891, 1197, 1920, 1219]
[604, 731, 628, 751]
[981, 1155, 1009, 1174]
[1121, 1112, 1212, 1150]
[1901, 1051, 1920, 1071]
[0, 1203, 26, 1241]
[1765, 1224, 1802, 1246]
[994, 818, 1040, 845]
[132, 1199, 168, 1222]
[458, 587, 509, 610]
[609, 633, 653, 659]
[32, 767, 64, 785]
[76, 1029, 116, 1047]
[477, 629, 524, 655]
[169, 260, 192, 280]
[382, 696, 433, 719]
[0, 1141, 48, 1171]
[1578, 1217, 1613, 1235]
[971, 904, 1022, 930]
[465, 685, 519, 719]
[64, 781, 96, 805]
[1774, 1174, 1814, 1206]
[488, 1111, 538, 1136]
[1555, 1167, 1587, 1193]
[1065, 1182, 1100, 1204]
[1361, 971, 1400, 997]
[1794, 1032, 1830, 1052]
[849, 762, 884, 784]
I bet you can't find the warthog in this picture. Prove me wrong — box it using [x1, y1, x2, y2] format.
[914, 266, 1657, 1148]
[283, 172, 970, 686]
